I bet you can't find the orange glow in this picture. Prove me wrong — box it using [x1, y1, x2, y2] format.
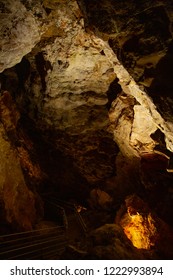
[120, 210, 158, 249]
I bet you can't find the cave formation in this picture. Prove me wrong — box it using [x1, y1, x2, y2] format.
[1, 0, 173, 260]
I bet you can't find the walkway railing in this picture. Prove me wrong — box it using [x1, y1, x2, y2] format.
[0, 195, 88, 260]
[0, 225, 67, 259]
[44, 195, 88, 235]
[0, 198, 67, 260]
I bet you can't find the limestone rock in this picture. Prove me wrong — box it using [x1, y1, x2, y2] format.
[130, 105, 157, 152]
[0, 91, 43, 231]
[1, 0, 173, 185]
[80, 0, 173, 154]
[88, 224, 149, 259]
[19, 1, 118, 183]
[1, 1, 173, 248]
[0, 0, 42, 72]
[117, 194, 173, 258]
[0, 123, 38, 230]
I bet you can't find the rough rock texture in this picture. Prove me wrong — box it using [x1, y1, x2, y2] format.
[1, 1, 173, 173]
[0, 0, 119, 184]
[2, 0, 173, 183]
[116, 194, 173, 258]
[88, 224, 153, 259]
[81, 0, 173, 153]
[0, 91, 43, 231]
[0, 0, 43, 72]
[1, 0, 173, 259]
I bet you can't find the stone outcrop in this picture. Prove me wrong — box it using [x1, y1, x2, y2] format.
[0, 91, 43, 231]
[0, 0, 42, 73]
[0, 0, 119, 184]
[80, 0, 173, 154]
[88, 223, 152, 259]
[0, 0, 173, 259]
[116, 194, 173, 258]
[1, 0, 173, 183]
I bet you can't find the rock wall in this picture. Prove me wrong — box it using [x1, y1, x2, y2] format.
[0, 91, 43, 231]
[0, 0, 119, 185]
[1, 0, 173, 160]
[80, 0, 173, 154]
[0, 0, 42, 72]
[0, 0, 173, 256]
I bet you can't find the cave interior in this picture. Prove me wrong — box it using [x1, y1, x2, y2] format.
[1, 0, 173, 260]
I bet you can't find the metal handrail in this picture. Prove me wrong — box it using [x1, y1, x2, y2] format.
[44, 196, 88, 235]
[0, 196, 88, 259]
[0, 225, 64, 239]
[0, 235, 65, 256]
[0, 198, 68, 260]
[8, 240, 67, 260]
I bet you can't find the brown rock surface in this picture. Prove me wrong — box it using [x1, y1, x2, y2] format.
[0, 0, 173, 259]
[117, 194, 173, 258]
[0, 91, 43, 231]
[88, 224, 152, 259]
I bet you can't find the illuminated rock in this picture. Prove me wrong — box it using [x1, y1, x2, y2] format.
[88, 224, 149, 259]
[117, 194, 173, 257]
[122, 212, 158, 250]
[0, 0, 42, 73]
[0, 1, 173, 258]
